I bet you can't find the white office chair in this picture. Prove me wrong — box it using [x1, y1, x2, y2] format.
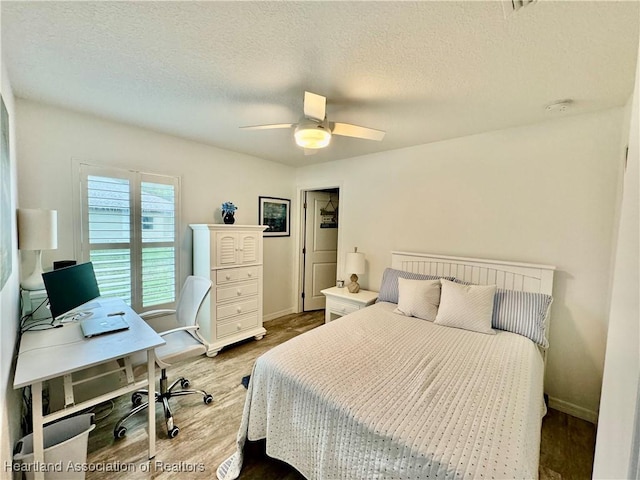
[113, 275, 213, 439]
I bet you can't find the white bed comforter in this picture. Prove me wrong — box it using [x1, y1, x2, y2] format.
[220, 302, 545, 480]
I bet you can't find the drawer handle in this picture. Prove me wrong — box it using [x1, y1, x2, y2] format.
[341, 306, 346, 312]
[247, 272, 253, 277]
[236, 323, 241, 331]
[237, 289, 242, 296]
[237, 306, 242, 313]
[225, 274, 231, 280]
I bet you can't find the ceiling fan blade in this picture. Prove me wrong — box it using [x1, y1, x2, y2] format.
[304, 148, 318, 156]
[331, 122, 386, 141]
[304, 91, 326, 121]
[240, 123, 294, 130]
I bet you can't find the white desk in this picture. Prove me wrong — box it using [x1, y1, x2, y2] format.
[13, 297, 165, 480]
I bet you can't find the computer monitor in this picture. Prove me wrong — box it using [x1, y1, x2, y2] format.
[42, 262, 101, 319]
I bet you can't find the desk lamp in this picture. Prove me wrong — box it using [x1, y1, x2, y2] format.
[18, 208, 58, 291]
[345, 247, 365, 293]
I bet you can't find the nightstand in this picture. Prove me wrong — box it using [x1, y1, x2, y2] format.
[320, 286, 378, 323]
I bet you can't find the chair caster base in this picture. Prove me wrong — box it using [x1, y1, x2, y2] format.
[132, 392, 144, 406]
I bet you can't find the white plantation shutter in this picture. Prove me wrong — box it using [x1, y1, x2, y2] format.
[140, 179, 176, 307]
[78, 164, 179, 312]
[86, 174, 133, 304]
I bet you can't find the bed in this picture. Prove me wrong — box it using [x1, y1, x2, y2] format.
[218, 252, 555, 480]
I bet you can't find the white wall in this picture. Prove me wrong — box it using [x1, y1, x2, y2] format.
[15, 99, 296, 319]
[296, 109, 627, 421]
[1, 63, 23, 476]
[593, 42, 640, 479]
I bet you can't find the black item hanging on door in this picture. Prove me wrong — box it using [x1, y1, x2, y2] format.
[320, 196, 338, 229]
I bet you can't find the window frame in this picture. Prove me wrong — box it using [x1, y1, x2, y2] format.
[74, 162, 181, 313]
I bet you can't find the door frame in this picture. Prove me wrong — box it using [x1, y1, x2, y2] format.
[294, 182, 344, 313]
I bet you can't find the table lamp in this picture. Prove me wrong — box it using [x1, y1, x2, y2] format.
[345, 247, 365, 293]
[18, 208, 58, 291]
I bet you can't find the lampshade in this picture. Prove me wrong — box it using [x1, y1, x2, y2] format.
[18, 209, 58, 290]
[18, 209, 58, 251]
[345, 250, 365, 275]
[294, 124, 332, 149]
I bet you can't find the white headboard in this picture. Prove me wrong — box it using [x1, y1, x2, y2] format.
[391, 251, 555, 295]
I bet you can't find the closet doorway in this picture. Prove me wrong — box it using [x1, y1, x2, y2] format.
[300, 188, 339, 312]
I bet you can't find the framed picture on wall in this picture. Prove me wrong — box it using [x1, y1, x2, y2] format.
[1, 95, 12, 291]
[259, 196, 290, 237]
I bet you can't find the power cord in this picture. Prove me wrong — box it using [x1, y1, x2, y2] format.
[20, 386, 32, 435]
[92, 400, 115, 422]
[21, 322, 63, 333]
[20, 296, 55, 333]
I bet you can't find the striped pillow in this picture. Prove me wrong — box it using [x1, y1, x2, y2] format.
[377, 268, 455, 304]
[492, 290, 553, 348]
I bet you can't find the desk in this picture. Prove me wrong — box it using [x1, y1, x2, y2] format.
[13, 297, 165, 480]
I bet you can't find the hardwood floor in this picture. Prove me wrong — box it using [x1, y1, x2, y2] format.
[85, 311, 596, 479]
[540, 409, 597, 480]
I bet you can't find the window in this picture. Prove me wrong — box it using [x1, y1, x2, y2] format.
[77, 164, 180, 312]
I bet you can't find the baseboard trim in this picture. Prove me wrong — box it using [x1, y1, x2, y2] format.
[263, 308, 296, 323]
[548, 396, 598, 424]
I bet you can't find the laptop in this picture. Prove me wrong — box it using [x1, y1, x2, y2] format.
[80, 315, 129, 338]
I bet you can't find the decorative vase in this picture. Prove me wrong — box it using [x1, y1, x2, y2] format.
[223, 211, 235, 224]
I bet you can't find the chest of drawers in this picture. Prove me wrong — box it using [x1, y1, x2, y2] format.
[190, 224, 267, 357]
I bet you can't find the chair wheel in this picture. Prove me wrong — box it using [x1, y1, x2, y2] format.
[204, 394, 213, 405]
[180, 378, 190, 389]
[168, 426, 180, 438]
[131, 392, 143, 406]
[114, 426, 127, 439]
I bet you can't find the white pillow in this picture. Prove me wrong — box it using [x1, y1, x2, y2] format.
[434, 279, 496, 335]
[393, 278, 441, 321]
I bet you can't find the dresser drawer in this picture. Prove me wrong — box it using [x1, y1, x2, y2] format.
[217, 312, 259, 338]
[326, 298, 359, 316]
[217, 297, 259, 320]
[216, 281, 258, 302]
[216, 266, 259, 285]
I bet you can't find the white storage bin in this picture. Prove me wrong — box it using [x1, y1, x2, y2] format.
[13, 414, 95, 480]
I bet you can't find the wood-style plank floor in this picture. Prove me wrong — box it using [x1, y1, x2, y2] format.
[85, 311, 596, 480]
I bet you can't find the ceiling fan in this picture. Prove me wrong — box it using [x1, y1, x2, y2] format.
[240, 91, 385, 155]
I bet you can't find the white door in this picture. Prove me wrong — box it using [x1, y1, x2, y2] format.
[303, 191, 339, 311]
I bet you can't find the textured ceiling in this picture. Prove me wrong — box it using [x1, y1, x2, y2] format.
[1, 1, 639, 166]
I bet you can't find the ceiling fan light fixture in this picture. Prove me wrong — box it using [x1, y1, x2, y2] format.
[294, 124, 332, 149]
[242, 91, 385, 152]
